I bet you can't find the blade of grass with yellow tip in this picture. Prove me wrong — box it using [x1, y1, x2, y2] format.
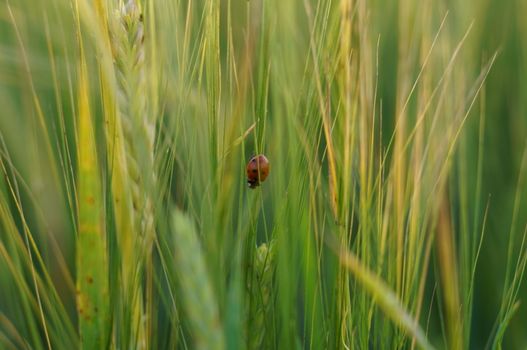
[76, 58, 110, 349]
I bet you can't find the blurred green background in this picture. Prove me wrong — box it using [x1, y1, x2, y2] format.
[371, 0, 527, 347]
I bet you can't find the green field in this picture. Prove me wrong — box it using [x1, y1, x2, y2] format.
[1, 0, 526, 349]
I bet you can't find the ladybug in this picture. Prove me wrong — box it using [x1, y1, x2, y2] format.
[246, 154, 270, 189]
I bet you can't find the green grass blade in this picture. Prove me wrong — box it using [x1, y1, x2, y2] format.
[76, 59, 110, 349]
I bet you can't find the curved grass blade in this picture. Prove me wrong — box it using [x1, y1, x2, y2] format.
[330, 240, 435, 350]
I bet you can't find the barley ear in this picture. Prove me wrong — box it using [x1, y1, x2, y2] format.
[172, 209, 225, 350]
[109, 1, 157, 347]
[248, 241, 276, 350]
[112, 0, 156, 243]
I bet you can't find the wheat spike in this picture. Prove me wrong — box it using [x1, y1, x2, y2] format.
[109, 1, 157, 348]
[248, 241, 275, 349]
[112, 0, 156, 243]
[172, 209, 225, 350]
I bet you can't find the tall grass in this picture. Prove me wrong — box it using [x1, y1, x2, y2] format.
[0, 0, 526, 349]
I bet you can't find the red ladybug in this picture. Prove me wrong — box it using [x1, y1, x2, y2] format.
[246, 154, 270, 189]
